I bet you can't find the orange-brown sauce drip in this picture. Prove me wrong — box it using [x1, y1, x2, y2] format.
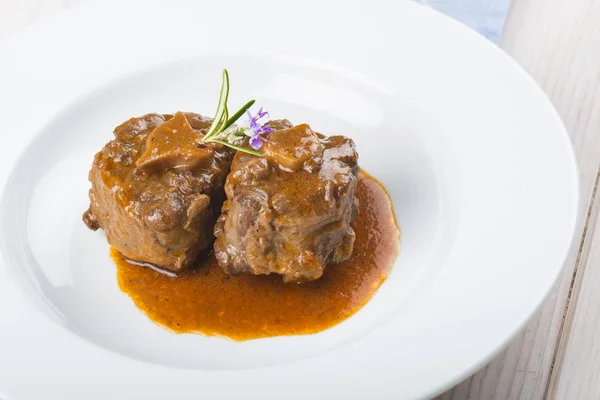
[113, 172, 400, 340]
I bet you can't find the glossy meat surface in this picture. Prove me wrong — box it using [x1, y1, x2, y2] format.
[214, 121, 359, 282]
[83, 112, 233, 271]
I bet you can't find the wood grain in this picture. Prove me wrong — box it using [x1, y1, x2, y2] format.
[548, 169, 600, 399]
[438, 0, 600, 398]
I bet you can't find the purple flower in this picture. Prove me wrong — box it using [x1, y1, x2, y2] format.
[244, 107, 272, 150]
[249, 134, 266, 150]
[256, 107, 269, 119]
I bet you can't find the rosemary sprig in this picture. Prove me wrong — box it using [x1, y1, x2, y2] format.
[200, 69, 264, 155]
[221, 99, 256, 131]
[203, 69, 230, 141]
[210, 139, 263, 156]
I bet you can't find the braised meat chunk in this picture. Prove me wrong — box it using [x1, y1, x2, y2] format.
[214, 122, 359, 283]
[83, 112, 233, 272]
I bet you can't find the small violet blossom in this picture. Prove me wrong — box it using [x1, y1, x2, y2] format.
[220, 106, 273, 152]
[244, 107, 272, 150]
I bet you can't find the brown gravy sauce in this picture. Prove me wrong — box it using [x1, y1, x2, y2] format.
[113, 171, 400, 340]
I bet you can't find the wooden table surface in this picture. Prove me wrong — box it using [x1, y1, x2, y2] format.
[2, 0, 599, 399]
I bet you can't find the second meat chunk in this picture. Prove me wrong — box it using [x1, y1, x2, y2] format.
[214, 121, 359, 283]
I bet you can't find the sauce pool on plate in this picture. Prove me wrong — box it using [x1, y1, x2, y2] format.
[113, 171, 399, 340]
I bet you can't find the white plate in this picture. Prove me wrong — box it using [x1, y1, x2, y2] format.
[0, 0, 578, 399]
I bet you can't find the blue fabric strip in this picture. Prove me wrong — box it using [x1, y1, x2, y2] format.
[414, 0, 511, 42]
